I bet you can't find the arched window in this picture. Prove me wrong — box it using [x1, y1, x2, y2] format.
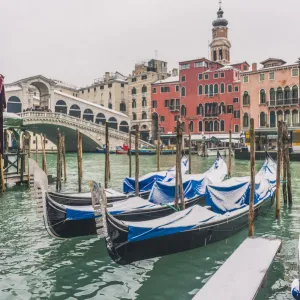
[83, 109, 94, 122]
[69, 104, 81, 118]
[108, 117, 118, 130]
[270, 88, 275, 102]
[284, 86, 291, 100]
[7, 96, 22, 113]
[95, 113, 106, 125]
[109, 91, 112, 100]
[199, 104, 203, 115]
[220, 120, 225, 132]
[108, 103, 112, 109]
[209, 84, 214, 96]
[243, 91, 250, 105]
[132, 99, 136, 108]
[119, 121, 129, 133]
[132, 112, 137, 120]
[204, 121, 209, 131]
[198, 85, 203, 95]
[55, 100, 67, 114]
[120, 103, 126, 112]
[214, 120, 219, 132]
[189, 121, 194, 132]
[142, 112, 147, 120]
[260, 89, 266, 104]
[292, 86, 298, 101]
[142, 85, 147, 93]
[181, 105, 186, 116]
[198, 121, 202, 132]
[270, 111, 276, 128]
[277, 87, 283, 102]
[214, 84, 219, 94]
[142, 97, 147, 107]
[277, 110, 283, 122]
[181, 87, 186, 97]
[292, 110, 299, 125]
[260, 112, 266, 127]
[220, 83, 225, 93]
[285, 110, 291, 125]
[243, 113, 249, 128]
[209, 121, 213, 132]
[219, 102, 226, 114]
[132, 87, 136, 95]
[205, 85, 209, 95]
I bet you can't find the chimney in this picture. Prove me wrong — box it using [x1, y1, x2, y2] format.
[252, 63, 257, 72]
[172, 68, 178, 77]
[105, 72, 110, 81]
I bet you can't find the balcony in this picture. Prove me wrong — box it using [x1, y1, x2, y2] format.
[141, 106, 147, 112]
[203, 112, 219, 118]
[268, 98, 299, 107]
[169, 105, 180, 112]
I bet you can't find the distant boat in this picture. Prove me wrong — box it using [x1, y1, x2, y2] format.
[96, 147, 116, 154]
[198, 147, 233, 157]
[116, 145, 128, 155]
[129, 149, 156, 155]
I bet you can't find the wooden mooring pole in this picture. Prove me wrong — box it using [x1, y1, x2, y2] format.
[56, 128, 62, 192]
[157, 129, 160, 172]
[62, 133, 67, 182]
[228, 129, 232, 178]
[276, 121, 283, 219]
[41, 134, 47, 175]
[188, 130, 192, 174]
[135, 126, 139, 196]
[0, 154, 5, 192]
[282, 123, 288, 205]
[129, 132, 132, 177]
[175, 124, 179, 210]
[27, 134, 31, 187]
[248, 118, 255, 237]
[35, 135, 38, 163]
[178, 121, 185, 210]
[283, 123, 292, 205]
[105, 122, 110, 189]
[77, 129, 82, 193]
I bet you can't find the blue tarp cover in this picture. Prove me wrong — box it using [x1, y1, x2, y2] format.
[205, 158, 276, 214]
[123, 157, 189, 193]
[148, 156, 228, 204]
[127, 205, 217, 242]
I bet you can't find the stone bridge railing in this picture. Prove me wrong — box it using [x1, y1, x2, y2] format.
[19, 111, 154, 148]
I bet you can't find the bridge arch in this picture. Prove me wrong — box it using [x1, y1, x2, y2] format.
[69, 104, 81, 118]
[95, 113, 106, 125]
[119, 121, 129, 133]
[83, 108, 94, 122]
[108, 117, 118, 130]
[7, 96, 22, 113]
[55, 100, 68, 114]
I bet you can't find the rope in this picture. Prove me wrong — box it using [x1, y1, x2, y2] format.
[161, 203, 180, 212]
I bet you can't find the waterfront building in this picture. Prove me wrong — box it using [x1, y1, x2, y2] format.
[79, 72, 128, 114]
[128, 59, 169, 141]
[240, 58, 300, 149]
[179, 3, 249, 140]
[151, 69, 180, 143]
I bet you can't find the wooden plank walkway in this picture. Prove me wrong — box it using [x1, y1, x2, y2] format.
[193, 237, 282, 300]
[5, 174, 29, 184]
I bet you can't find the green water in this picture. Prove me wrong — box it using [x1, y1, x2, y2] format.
[1, 154, 300, 299]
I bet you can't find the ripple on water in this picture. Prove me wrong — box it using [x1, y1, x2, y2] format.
[1, 154, 300, 299]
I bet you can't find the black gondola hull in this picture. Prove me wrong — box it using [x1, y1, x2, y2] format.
[44, 193, 205, 238]
[105, 195, 274, 265]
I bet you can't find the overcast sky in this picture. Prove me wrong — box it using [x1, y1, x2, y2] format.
[1, 0, 299, 87]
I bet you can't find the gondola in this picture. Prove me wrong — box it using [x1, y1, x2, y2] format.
[104, 158, 276, 265]
[42, 156, 227, 239]
[47, 157, 188, 206]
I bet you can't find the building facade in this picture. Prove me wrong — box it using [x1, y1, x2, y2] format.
[178, 4, 248, 140]
[151, 70, 180, 141]
[79, 72, 128, 114]
[241, 59, 300, 131]
[128, 59, 169, 141]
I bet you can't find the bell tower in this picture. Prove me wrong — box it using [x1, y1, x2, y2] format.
[209, 1, 231, 65]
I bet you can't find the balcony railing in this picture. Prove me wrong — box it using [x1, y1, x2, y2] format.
[169, 105, 180, 112]
[268, 98, 299, 107]
[204, 112, 219, 117]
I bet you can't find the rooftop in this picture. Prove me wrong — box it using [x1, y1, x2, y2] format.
[153, 76, 179, 85]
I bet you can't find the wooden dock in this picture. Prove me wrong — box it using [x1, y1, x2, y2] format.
[193, 237, 282, 300]
[5, 174, 29, 185]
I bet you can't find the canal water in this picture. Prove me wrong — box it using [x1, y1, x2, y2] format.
[1, 153, 299, 299]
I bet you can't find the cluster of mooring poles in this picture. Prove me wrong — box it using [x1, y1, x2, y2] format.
[248, 119, 292, 237]
[55, 129, 66, 192]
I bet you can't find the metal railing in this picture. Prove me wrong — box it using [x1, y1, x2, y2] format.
[268, 98, 299, 107]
